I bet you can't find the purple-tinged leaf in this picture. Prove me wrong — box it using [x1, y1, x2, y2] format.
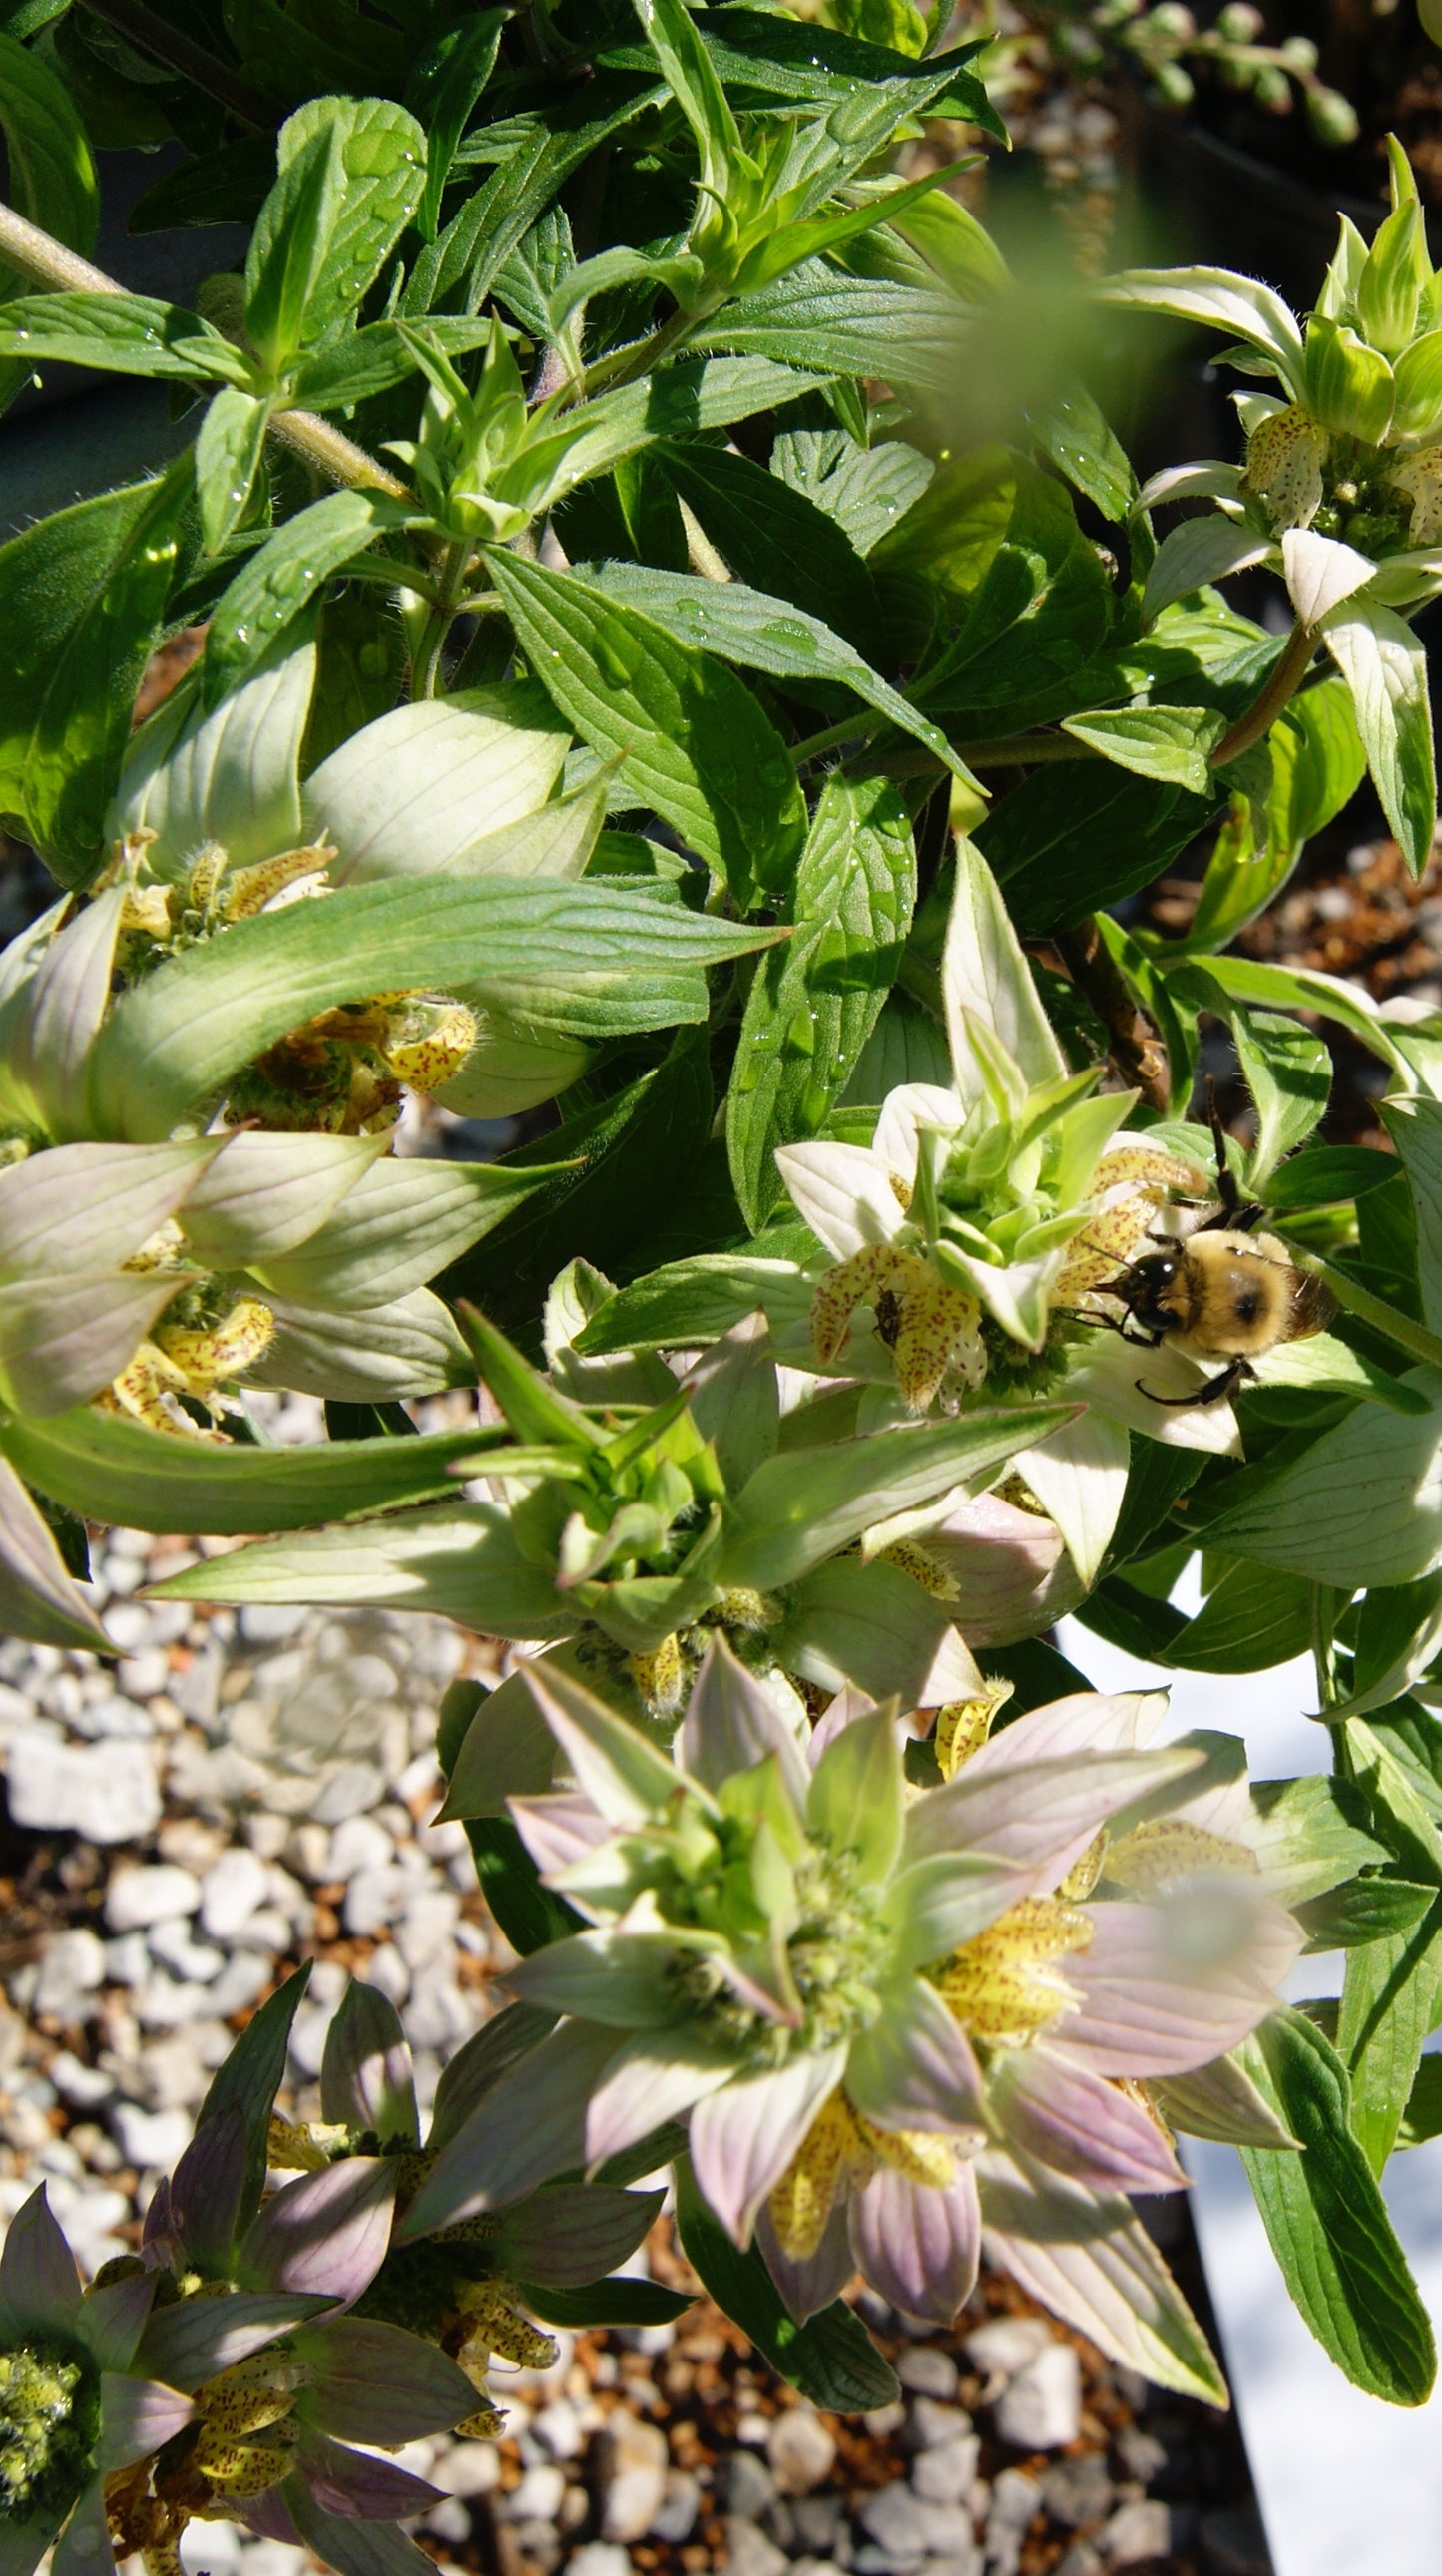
[0, 1450, 108, 1650]
[295, 2431, 443, 2520]
[98, 2374, 195, 2470]
[48, 2477, 109, 2576]
[992, 2047, 1188, 2193]
[584, 2033, 733, 2169]
[902, 1748, 1202, 1875]
[509, 1792, 611, 1878]
[239, 2159, 397, 2305]
[294, 2318, 478, 2446]
[169, 2103, 247, 2277]
[399, 2019, 621, 2239]
[426, 2003, 557, 2157]
[321, 1982, 419, 2146]
[1154, 2051, 1299, 2149]
[505, 1931, 690, 2029]
[522, 1662, 683, 1826]
[1062, 1896, 1299, 2078]
[494, 2184, 664, 2286]
[845, 1977, 986, 2138]
[136, 2291, 332, 2391]
[196, 1963, 312, 2241]
[691, 2049, 847, 2247]
[286, 2483, 437, 2576]
[0, 2187, 81, 2330]
[849, 2164, 981, 2327]
[679, 1634, 809, 1808]
[755, 2202, 854, 2326]
[78, 2270, 154, 2372]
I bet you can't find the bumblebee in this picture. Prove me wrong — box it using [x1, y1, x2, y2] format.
[1094, 1097, 1336, 1408]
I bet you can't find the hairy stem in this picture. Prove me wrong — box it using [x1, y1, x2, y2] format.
[0, 201, 411, 502]
[74, 0, 283, 127]
[1210, 618, 1317, 767]
[1053, 919, 1171, 1111]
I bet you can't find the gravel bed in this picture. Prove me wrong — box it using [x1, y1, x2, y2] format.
[0, 1402, 1271, 2576]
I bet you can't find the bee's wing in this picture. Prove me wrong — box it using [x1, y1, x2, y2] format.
[1286, 1271, 1338, 1340]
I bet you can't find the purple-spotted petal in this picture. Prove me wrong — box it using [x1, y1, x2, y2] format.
[755, 2202, 855, 2325]
[0, 2187, 81, 2330]
[690, 2049, 847, 2246]
[849, 2163, 981, 2327]
[1061, 1897, 1299, 2079]
[239, 2160, 397, 2305]
[845, 1978, 986, 2137]
[135, 2292, 332, 2392]
[98, 2373, 195, 2471]
[78, 2269, 154, 2372]
[168, 2103, 247, 2277]
[680, 1634, 810, 1808]
[294, 2318, 478, 2445]
[991, 2047, 1187, 2194]
[320, 1982, 419, 2147]
[296, 2431, 443, 2520]
[48, 2477, 110, 2576]
[584, 2032, 735, 2168]
[399, 2019, 622, 2240]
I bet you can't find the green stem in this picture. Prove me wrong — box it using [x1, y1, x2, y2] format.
[0, 201, 412, 503]
[1210, 618, 1317, 767]
[1300, 1252, 1442, 1374]
[789, 714, 877, 768]
[74, 0, 282, 127]
[410, 539, 471, 698]
[575, 303, 702, 403]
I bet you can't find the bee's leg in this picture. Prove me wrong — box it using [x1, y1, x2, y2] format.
[1136, 1357, 1256, 1408]
[1196, 1080, 1265, 1233]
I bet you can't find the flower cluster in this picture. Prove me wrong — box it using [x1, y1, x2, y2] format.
[0, 1972, 670, 2576]
[424, 1638, 1301, 2391]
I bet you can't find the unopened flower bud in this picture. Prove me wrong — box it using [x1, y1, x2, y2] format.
[1153, 59, 1195, 104]
[1306, 85, 1360, 146]
[1251, 64, 1292, 114]
[1145, 1, 1195, 37]
[1216, 2, 1262, 36]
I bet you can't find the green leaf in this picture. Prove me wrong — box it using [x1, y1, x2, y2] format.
[1239, 2010, 1435, 2402]
[1249, 1775, 1390, 1906]
[909, 460, 1113, 727]
[573, 1253, 814, 1356]
[0, 1452, 107, 1651]
[696, 259, 964, 396]
[202, 491, 406, 706]
[576, 563, 975, 786]
[304, 685, 572, 884]
[1266, 1145, 1398, 1210]
[1297, 1879, 1436, 1951]
[147, 1502, 572, 1636]
[772, 423, 934, 558]
[1061, 704, 1225, 794]
[727, 773, 915, 1230]
[248, 1158, 565, 1312]
[1031, 384, 1135, 524]
[663, 439, 880, 654]
[1333, 1720, 1442, 2170]
[1228, 1006, 1331, 1187]
[110, 632, 313, 878]
[196, 388, 273, 557]
[0, 458, 193, 884]
[1322, 595, 1436, 874]
[407, 83, 662, 316]
[516, 2277, 692, 2329]
[277, 96, 428, 344]
[1159, 1559, 1315, 1673]
[197, 1966, 312, 2242]
[128, 135, 276, 236]
[502, 356, 832, 520]
[407, 17, 505, 241]
[442, 1040, 717, 1336]
[244, 117, 346, 374]
[486, 552, 806, 900]
[674, 2154, 898, 2410]
[0, 1405, 503, 1535]
[634, 0, 740, 180]
[1186, 678, 1366, 954]
[0, 29, 96, 412]
[88, 877, 776, 1140]
[721, 1405, 1075, 1589]
[0, 290, 245, 383]
[980, 765, 1216, 939]
[1382, 1095, 1442, 1337]
[1397, 2053, 1442, 2147]
[1093, 265, 1306, 397]
[1204, 1369, 1442, 1588]
[290, 315, 494, 409]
